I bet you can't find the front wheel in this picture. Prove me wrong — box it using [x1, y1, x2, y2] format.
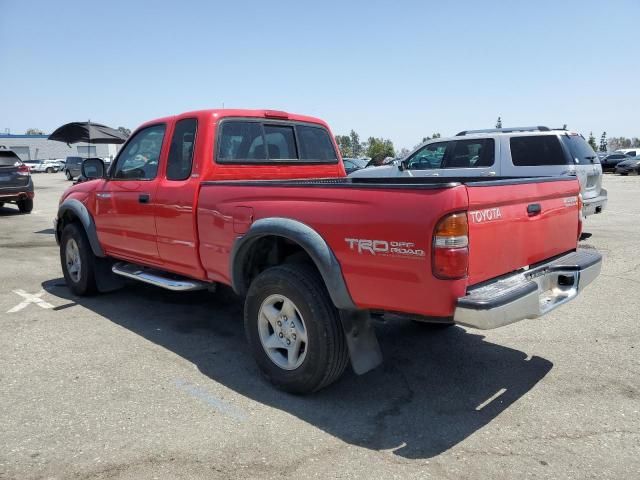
[65, 170, 73, 180]
[60, 223, 97, 296]
[244, 264, 349, 394]
[46, 167, 54, 173]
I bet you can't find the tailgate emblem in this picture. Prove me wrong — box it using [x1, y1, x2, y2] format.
[469, 208, 502, 223]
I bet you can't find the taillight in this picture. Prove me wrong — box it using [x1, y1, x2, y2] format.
[433, 212, 469, 279]
[17, 164, 30, 176]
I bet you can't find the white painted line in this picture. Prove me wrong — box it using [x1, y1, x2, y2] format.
[7, 289, 54, 313]
[475, 388, 507, 411]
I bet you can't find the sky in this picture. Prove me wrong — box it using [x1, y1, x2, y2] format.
[0, 0, 638, 150]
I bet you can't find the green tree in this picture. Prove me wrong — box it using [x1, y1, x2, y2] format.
[334, 135, 353, 157]
[495, 117, 502, 128]
[25, 128, 44, 135]
[117, 126, 131, 138]
[349, 130, 361, 157]
[599, 132, 607, 152]
[587, 132, 597, 151]
[366, 137, 395, 164]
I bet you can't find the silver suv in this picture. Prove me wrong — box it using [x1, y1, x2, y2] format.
[350, 126, 607, 216]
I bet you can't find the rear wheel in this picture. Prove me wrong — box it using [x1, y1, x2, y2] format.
[65, 170, 73, 180]
[46, 167, 54, 173]
[17, 198, 33, 213]
[60, 223, 97, 296]
[244, 264, 349, 394]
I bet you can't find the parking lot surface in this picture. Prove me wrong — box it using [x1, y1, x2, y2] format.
[1, 173, 639, 480]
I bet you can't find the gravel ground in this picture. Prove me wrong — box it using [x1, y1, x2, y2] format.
[0, 173, 638, 480]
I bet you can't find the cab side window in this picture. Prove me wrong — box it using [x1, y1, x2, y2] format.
[406, 142, 449, 170]
[113, 125, 166, 180]
[167, 119, 197, 181]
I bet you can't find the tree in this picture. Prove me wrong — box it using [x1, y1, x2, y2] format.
[25, 128, 44, 135]
[349, 130, 361, 157]
[587, 132, 597, 151]
[366, 137, 395, 164]
[397, 147, 411, 159]
[117, 126, 131, 138]
[495, 117, 502, 128]
[599, 132, 607, 152]
[335, 135, 353, 157]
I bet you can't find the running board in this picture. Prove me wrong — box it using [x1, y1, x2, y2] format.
[111, 262, 209, 291]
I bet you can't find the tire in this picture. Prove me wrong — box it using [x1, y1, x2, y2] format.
[65, 170, 73, 180]
[244, 264, 349, 394]
[60, 223, 97, 296]
[17, 198, 33, 213]
[46, 167, 54, 173]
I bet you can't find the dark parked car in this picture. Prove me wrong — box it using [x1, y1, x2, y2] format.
[63, 156, 84, 180]
[0, 150, 34, 213]
[615, 158, 640, 175]
[600, 153, 630, 171]
[342, 157, 368, 174]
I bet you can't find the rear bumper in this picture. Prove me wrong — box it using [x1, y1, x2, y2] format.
[582, 189, 607, 216]
[454, 249, 601, 330]
[0, 180, 34, 201]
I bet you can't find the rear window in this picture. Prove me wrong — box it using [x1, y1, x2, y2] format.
[217, 120, 337, 163]
[510, 135, 569, 166]
[561, 135, 598, 165]
[0, 150, 22, 167]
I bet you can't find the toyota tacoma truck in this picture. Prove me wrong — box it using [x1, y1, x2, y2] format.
[54, 109, 602, 393]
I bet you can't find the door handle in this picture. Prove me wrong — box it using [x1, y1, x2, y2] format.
[138, 193, 150, 204]
[527, 203, 542, 216]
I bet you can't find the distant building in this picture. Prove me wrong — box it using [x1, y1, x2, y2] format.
[0, 134, 119, 162]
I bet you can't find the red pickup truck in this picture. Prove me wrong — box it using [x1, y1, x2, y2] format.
[55, 109, 601, 393]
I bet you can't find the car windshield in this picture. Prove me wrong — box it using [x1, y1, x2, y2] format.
[346, 158, 368, 168]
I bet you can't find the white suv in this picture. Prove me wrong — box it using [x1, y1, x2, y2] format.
[350, 126, 607, 216]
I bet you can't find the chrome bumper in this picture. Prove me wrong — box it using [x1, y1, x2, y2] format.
[454, 249, 601, 330]
[583, 189, 607, 216]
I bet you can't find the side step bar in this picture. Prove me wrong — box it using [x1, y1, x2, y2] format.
[112, 262, 209, 291]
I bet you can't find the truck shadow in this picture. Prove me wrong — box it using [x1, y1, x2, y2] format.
[43, 279, 552, 459]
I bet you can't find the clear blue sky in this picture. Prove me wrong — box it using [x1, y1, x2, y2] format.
[1, 0, 638, 150]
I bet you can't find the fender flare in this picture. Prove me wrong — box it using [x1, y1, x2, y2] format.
[56, 198, 105, 257]
[230, 217, 356, 310]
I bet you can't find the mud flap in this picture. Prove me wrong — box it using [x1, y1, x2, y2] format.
[339, 310, 383, 375]
[95, 258, 125, 293]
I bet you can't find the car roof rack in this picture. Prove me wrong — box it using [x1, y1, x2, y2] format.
[455, 126, 551, 136]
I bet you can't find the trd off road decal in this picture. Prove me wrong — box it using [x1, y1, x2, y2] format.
[563, 196, 578, 207]
[345, 238, 425, 258]
[469, 207, 502, 223]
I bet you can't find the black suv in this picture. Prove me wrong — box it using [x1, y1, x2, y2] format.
[0, 150, 34, 213]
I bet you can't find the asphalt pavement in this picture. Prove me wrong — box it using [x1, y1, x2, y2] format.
[0, 173, 638, 479]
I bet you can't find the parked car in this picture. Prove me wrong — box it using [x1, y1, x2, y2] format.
[599, 153, 630, 171]
[23, 159, 61, 173]
[54, 109, 600, 394]
[615, 157, 640, 175]
[615, 148, 640, 157]
[0, 150, 34, 213]
[350, 126, 608, 217]
[63, 156, 84, 180]
[342, 157, 368, 174]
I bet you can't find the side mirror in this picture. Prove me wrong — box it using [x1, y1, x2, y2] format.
[81, 158, 105, 179]
[398, 159, 409, 171]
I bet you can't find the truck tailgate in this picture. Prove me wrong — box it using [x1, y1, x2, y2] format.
[466, 178, 580, 286]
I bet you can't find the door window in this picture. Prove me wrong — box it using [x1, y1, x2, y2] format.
[166, 119, 197, 181]
[405, 141, 449, 170]
[443, 139, 495, 168]
[112, 125, 166, 180]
